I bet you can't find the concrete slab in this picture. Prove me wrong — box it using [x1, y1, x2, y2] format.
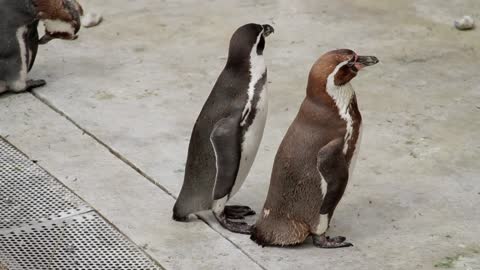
[2, 0, 479, 269]
[0, 94, 262, 270]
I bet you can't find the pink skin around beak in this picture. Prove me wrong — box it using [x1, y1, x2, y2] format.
[352, 54, 365, 70]
[354, 55, 379, 70]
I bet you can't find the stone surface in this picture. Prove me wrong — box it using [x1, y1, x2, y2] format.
[1, 0, 479, 269]
[0, 94, 261, 270]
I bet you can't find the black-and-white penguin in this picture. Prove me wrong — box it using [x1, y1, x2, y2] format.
[0, 0, 83, 94]
[0, 0, 45, 93]
[173, 23, 274, 234]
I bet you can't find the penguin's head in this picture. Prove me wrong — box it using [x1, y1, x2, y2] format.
[37, 0, 84, 44]
[310, 49, 379, 87]
[226, 23, 274, 67]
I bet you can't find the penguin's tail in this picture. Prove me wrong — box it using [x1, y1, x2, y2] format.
[172, 202, 191, 222]
[172, 192, 211, 222]
[250, 211, 310, 247]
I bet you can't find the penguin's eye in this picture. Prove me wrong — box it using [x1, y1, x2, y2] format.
[347, 61, 358, 72]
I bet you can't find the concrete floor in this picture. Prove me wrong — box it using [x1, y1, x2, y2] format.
[1, 0, 479, 269]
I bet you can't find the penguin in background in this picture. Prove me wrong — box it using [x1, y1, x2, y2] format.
[36, 0, 84, 44]
[173, 23, 275, 234]
[251, 49, 378, 248]
[0, 0, 83, 94]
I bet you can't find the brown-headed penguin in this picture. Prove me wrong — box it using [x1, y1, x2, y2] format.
[0, 0, 83, 94]
[251, 49, 378, 248]
[36, 0, 84, 44]
[173, 23, 274, 234]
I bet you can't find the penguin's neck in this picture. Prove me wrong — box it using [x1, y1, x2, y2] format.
[239, 45, 266, 126]
[326, 70, 356, 155]
[325, 60, 355, 117]
[326, 82, 355, 117]
[248, 53, 266, 86]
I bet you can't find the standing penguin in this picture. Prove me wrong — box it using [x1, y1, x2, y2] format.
[0, 0, 83, 94]
[251, 49, 378, 247]
[173, 23, 274, 234]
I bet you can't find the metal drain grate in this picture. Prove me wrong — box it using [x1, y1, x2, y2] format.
[0, 138, 91, 230]
[0, 138, 162, 269]
[0, 212, 161, 270]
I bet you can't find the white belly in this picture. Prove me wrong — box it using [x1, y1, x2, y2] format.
[347, 124, 362, 179]
[230, 88, 268, 197]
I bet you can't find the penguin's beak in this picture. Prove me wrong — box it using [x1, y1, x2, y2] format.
[39, 32, 78, 45]
[355, 55, 379, 70]
[38, 34, 54, 44]
[262, 24, 274, 37]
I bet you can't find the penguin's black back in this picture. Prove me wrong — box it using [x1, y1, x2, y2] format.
[177, 67, 250, 212]
[173, 24, 265, 217]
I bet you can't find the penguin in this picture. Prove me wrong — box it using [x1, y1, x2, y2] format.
[0, 0, 43, 94]
[0, 0, 83, 94]
[173, 23, 275, 234]
[251, 49, 378, 248]
[36, 0, 84, 44]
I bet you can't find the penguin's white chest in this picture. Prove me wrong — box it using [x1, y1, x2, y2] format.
[230, 87, 268, 196]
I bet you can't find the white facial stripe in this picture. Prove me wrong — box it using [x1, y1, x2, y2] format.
[241, 30, 266, 126]
[326, 60, 355, 154]
[43, 19, 75, 35]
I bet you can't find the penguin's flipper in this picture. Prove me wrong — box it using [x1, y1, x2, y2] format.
[314, 138, 352, 248]
[210, 117, 241, 200]
[316, 138, 349, 216]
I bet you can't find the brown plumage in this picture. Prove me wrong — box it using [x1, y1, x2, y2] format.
[251, 49, 378, 247]
[33, 0, 83, 43]
[34, 0, 82, 20]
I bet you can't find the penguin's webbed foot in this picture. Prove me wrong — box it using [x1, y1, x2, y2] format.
[26, 79, 47, 91]
[313, 234, 353, 249]
[214, 212, 252, 234]
[224, 205, 256, 220]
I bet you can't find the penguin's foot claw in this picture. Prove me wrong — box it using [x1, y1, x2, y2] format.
[313, 234, 353, 249]
[214, 212, 252, 234]
[26, 79, 46, 90]
[224, 205, 256, 220]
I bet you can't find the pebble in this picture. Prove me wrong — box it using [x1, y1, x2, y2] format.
[81, 12, 103, 28]
[454, 15, 475, 30]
